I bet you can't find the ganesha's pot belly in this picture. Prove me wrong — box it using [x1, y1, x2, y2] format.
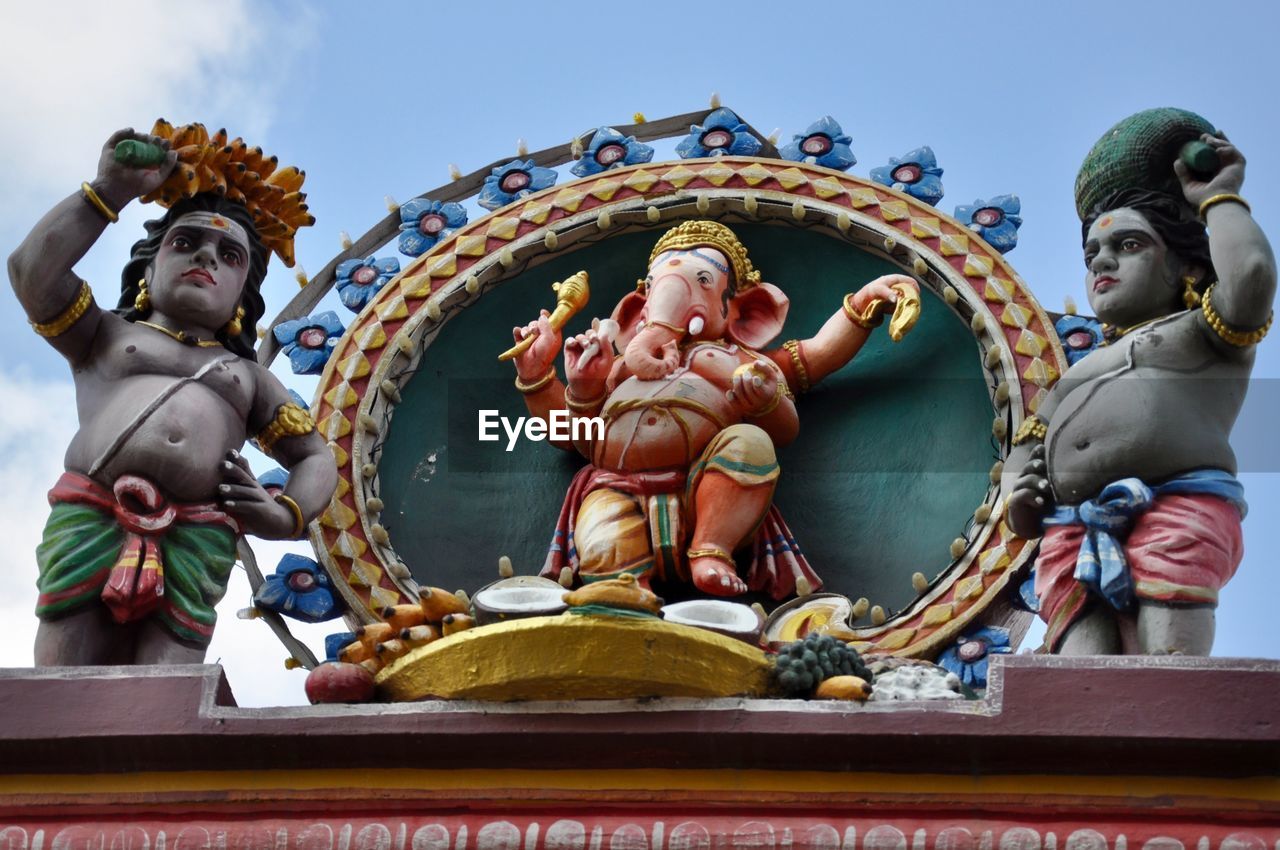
[594, 372, 737, 472]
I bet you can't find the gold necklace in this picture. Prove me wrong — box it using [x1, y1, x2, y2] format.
[136, 320, 222, 347]
[1100, 312, 1182, 346]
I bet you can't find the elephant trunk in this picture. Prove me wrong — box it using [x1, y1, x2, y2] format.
[624, 324, 683, 380]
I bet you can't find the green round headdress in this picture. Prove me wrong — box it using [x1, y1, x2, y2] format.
[1074, 107, 1216, 220]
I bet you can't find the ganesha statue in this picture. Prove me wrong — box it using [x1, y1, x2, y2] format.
[508, 220, 919, 599]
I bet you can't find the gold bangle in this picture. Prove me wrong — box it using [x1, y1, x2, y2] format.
[687, 546, 737, 568]
[31, 281, 94, 338]
[255, 402, 316, 455]
[1198, 193, 1250, 222]
[564, 388, 607, 412]
[780, 340, 810, 394]
[1012, 415, 1047, 446]
[514, 368, 557, 395]
[1201, 283, 1272, 347]
[842, 292, 881, 329]
[81, 181, 119, 223]
[274, 493, 307, 539]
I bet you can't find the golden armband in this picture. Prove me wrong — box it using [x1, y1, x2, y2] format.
[256, 402, 316, 455]
[781, 339, 810, 395]
[31, 281, 94, 338]
[1201, 284, 1272, 347]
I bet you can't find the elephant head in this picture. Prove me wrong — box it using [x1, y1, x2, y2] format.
[610, 221, 789, 380]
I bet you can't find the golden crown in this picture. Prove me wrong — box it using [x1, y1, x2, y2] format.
[140, 120, 314, 267]
[647, 220, 760, 292]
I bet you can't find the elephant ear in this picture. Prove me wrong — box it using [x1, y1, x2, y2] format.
[610, 290, 648, 350]
[728, 282, 790, 349]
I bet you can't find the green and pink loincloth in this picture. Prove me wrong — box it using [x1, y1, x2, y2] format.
[35, 472, 239, 647]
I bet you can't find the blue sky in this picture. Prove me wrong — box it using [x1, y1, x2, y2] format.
[1, 1, 1277, 705]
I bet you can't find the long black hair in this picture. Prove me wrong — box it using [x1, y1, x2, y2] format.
[117, 194, 269, 360]
[1082, 187, 1216, 295]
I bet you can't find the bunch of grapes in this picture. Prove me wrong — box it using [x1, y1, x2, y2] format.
[773, 633, 870, 696]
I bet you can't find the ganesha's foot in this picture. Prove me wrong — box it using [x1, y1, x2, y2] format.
[688, 547, 747, 596]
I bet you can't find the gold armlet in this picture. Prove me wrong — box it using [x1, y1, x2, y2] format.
[515, 368, 557, 395]
[842, 292, 882, 329]
[31, 281, 94, 338]
[687, 547, 737, 568]
[781, 339, 810, 394]
[1012, 415, 1047, 446]
[256, 402, 316, 455]
[274, 493, 307, 539]
[1198, 193, 1250, 222]
[565, 388, 607, 412]
[1201, 283, 1272, 347]
[80, 182, 119, 224]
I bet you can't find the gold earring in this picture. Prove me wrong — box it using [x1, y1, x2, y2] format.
[1183, 275, 1201, 309]
[134, 279, 151, 314]
[224, 306, 245, 337]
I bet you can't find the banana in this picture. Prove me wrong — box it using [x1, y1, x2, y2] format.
[337, 639, 373, 664]
[813, 675, 873, 701]
[358, 658, 382, 675]
[418, 586, 469, 621]
[380, 604, 426, 631]
[400, 624, 441, 646]
[266, 165, 305, 193]
[441, 613, 475, 636]
[375, 638, 406, 657]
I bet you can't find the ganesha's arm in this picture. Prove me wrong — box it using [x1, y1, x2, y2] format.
[768, 308, 874, 391]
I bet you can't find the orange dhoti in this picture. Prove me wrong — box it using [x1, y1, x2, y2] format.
[542, 424, 821, 600]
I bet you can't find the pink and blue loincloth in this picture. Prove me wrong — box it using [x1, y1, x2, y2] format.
[1035, 469, 1246, 651]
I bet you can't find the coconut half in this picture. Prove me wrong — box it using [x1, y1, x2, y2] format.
[472, 575, 568, 626]
[661, 599, 763, 644]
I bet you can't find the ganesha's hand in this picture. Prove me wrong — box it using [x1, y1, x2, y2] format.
[849, 274, 921, 341]
[1005, 444, 1052, 539]
[218, 450, 297, 539]
[93, 128, 178, 211]
[564, 319, 616, 396]
[511, 309, 562, 381]
[728, 358, 782, 417]
[1174, 132, 1246, 209]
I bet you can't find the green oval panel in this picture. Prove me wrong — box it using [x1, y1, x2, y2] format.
[377, 224, 994, 618]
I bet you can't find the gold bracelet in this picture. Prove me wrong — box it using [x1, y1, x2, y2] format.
[514, 368, 557, 395]
[81, 181, 119, 223]
[1198, 193, 1250, 222]
[781, 339, 810, 394]
[842, 292, 881, 329]
[256, 402, 316, 455]
[1201, 283, 1272, 347]
[687, 546, 737, 568]
[31, 281, 94, 338]
[274, 493, 307, 539]
[564, 388, 607, 412]
[1012, 415, 1047, 446]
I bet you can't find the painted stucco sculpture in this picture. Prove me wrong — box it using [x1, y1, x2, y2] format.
[7, 125, 338, 665]
[508, 220, 920, 599]
[1005, 112, 1276, 655]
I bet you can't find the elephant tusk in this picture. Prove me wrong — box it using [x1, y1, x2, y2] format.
[688, 316, 705, 336]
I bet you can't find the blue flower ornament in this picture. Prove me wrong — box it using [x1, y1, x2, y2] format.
[779, 116, 856, 171]
[955, 195, 1022, 253]
[254, 553, 341, 623]
[336, 256, 400, 312]
[478, 160, 558, 211]
[937, 626, 1012, 688]
[273, 311, 346, 375]
[870, 146, 944, 206]
[572, 127, 654, 177]
[676, 108, 762, 159]
[398, 199, 467, 258]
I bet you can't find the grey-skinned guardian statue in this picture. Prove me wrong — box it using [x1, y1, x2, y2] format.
[1005, 112, 1276, 656]
[7, 123, 338, 666]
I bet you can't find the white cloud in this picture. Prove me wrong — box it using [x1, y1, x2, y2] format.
[0, 0, 318, 232]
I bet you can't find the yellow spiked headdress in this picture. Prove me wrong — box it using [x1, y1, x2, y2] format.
[141, 120, 314, 267]
[647, 220, 761, 293]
